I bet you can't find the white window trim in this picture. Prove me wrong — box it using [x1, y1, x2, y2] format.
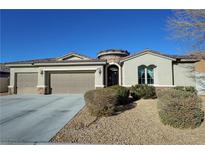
[145, 67, 148, 84]
[138, 66, 155, 85]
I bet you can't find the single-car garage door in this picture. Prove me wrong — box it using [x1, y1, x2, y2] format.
[16, 73, 38, 94]
[50, 72, 95, 94]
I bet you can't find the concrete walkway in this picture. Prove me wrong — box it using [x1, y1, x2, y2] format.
[0, 94, 85, 144]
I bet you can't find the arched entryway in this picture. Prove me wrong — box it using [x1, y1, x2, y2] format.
[107, 65, 119, 86]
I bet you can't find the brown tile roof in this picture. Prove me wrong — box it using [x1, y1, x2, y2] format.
[5, 58, 106, 64]
[171, 55, 202, 61]
[5, 49, 202, 65]
[120, 49, 201, 62]
[5, 57, 57, 64]
[5, 51, 105, 64]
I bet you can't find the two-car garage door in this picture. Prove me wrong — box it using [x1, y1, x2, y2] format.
[50, 72, 95, 94]
[16, 72, 95, 94]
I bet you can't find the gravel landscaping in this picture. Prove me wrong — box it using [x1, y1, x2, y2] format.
[51, 97, 205, 144]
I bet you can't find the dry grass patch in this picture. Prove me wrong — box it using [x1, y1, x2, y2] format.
[51, 98, 205, 144]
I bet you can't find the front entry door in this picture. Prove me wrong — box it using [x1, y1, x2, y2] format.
[107, 65, 119, 86]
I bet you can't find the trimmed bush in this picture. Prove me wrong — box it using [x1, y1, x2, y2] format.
[130, 84, 156, 100]
[84, 88, 118, 117]
[109, 85, 130, 105]
[158, 89, 204, 129]
[84, 86, 130, 117]
[174, 86, 197, 95]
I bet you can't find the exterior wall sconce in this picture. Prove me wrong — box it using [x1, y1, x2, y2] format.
[98, 68, 102, 75]
[40, 70, 44, 75]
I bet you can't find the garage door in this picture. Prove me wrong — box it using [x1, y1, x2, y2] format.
[16, 73, 38, 94]
[50, 72, 95, 94]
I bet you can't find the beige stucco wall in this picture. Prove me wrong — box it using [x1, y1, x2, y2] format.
[173, 63, 196, 87]
[64, 56, 83, 60]
[9, 65, 105, 93]
[122, 53, 173, 87]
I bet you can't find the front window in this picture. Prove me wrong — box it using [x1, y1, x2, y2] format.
[138, 65, 155, 84]
[138, 66, 146, 84]
[147, 67, 154, 84]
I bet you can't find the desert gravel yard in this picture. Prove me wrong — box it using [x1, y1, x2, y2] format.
[51, 97, 205, 144]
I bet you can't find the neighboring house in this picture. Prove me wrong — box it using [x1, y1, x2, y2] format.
[0, 64, 10, 93]
[5, 49, 204, 95]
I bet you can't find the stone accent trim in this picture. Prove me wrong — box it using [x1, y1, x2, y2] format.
[8, 85, 15, 94]
[37, 86, 49, 94]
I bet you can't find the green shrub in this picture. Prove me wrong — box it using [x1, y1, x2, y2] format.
[84, 86, 131, 116]
[109, 85, 130, 105]
[143, 85, 157, 99]
[174, 86, 197, 95]
[158, 89, 204, 129]
[84, 88, 118, 117]
[130, 85, 144, 100]
[130, 84, 156, 100]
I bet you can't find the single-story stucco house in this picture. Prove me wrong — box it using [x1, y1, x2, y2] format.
[5, 49, 205, 95]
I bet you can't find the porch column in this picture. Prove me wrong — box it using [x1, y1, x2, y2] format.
[119, 65, 122, 86]
[37, 69, 48, 94]
[8, 69, 16, 94]
[95, 66, 105, 88]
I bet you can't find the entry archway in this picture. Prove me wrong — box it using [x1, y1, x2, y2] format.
[107, 65, 119, 86]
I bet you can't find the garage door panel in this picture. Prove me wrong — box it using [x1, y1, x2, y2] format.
[17, 87, 38, 94]
[50, 72, 95, 94]
[17, 73, 38, 94]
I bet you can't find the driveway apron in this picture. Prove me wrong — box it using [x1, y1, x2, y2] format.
[0, 94, 85, 144]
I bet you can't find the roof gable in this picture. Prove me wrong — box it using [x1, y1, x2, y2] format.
[57, 52, 91, 61]
[120, 49, 176, 62]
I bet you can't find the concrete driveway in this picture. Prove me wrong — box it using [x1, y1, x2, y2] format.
[0, 94, 85, 144]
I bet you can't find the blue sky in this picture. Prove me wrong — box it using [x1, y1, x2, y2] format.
[1, 10, 184, 62]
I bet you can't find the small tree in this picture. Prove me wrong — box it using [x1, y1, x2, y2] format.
[167, 10, 205, 50]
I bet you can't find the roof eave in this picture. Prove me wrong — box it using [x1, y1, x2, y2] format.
[178, 59, 201, 62]
[35, 61, 107, 66]
[5, 61, 107, 67]
[5, 63, 34, 67]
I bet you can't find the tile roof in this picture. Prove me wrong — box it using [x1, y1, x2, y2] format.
[120, 49, 202, 62]
[4, 57, 57, 64]
[4, 49, 203, 65]
[5, 58, 106, 64]
[5, 52, 104, 64]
